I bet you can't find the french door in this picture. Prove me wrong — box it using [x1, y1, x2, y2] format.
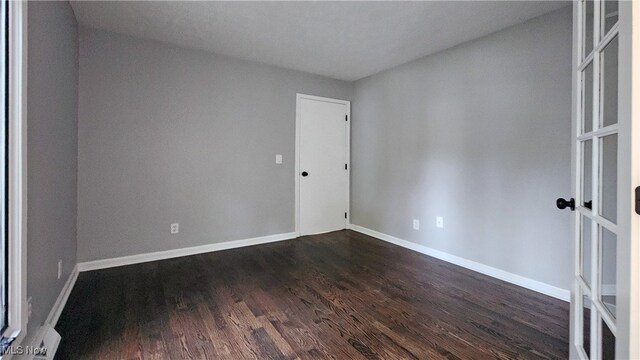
[570, 1, 639, 359]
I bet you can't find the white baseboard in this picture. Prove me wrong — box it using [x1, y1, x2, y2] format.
[14, 279, 69, 360]
[77, 232, 298, 272]
[45, 264, 79, 327]
[27, 231, 297, 360]
[44, 226, 571, 338]
[348, 224, 570, 302]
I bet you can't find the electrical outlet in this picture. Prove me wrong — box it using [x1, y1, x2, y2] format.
[413, 219, 420, 230]
[275, 154, 283, 164]
[57, 260, 62, 279]
[27, 296, 32, 319]
[171, 223, 179, 234]
[436, 216, 444, 229]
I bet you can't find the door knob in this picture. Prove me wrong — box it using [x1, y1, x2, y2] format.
[301, 171, 308, 177]
[556, 198, 575, 211]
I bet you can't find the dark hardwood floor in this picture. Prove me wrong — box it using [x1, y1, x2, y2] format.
[55, 230, 569, 359]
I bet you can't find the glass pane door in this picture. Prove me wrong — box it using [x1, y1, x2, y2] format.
[574, 0, 620, 358]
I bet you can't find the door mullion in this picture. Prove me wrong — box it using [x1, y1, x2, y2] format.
[573, 2, 589, 357]
[589, 217, 600, 358]
[590, 2, 603, 358]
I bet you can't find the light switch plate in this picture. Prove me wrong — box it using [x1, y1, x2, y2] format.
[275, 154, 283, 164]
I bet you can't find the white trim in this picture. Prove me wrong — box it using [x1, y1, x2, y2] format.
[345, 102, 351, 227]
[622, 1, 640, 357]
[77, 232, 297, 272]
[348, 224, 571, 302]
[44, 266, 79, 327]
[294, 93, 350, 236]
[26, 324, 60, 360]
[3, 0, 27, 344]
[11, 268, 79, 360]
[570, 4, 581, 359]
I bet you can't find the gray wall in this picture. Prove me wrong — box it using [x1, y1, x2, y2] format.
[350, 7, 573, 290]
[77, 7, 574, 292]
[27, 2, 78, 335]
[77, 28, 352, 262]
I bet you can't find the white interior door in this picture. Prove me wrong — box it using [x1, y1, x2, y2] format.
[569, 1, 639, 358]
[296, 94, 349, 236]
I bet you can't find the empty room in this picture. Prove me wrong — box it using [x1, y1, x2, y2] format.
[0, 0, 639, 359]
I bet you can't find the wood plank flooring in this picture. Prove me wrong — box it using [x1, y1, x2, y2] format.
[55, 230, 569, 359]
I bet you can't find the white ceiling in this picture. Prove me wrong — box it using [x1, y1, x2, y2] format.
[70, 1, 569, 81]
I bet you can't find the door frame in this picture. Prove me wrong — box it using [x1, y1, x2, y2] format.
[620, 1, 640, 357]
[294, 93, 350, 237]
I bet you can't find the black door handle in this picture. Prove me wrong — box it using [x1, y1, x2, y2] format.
[301, 171, 308, 177]
[556, 198, 575, 211]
